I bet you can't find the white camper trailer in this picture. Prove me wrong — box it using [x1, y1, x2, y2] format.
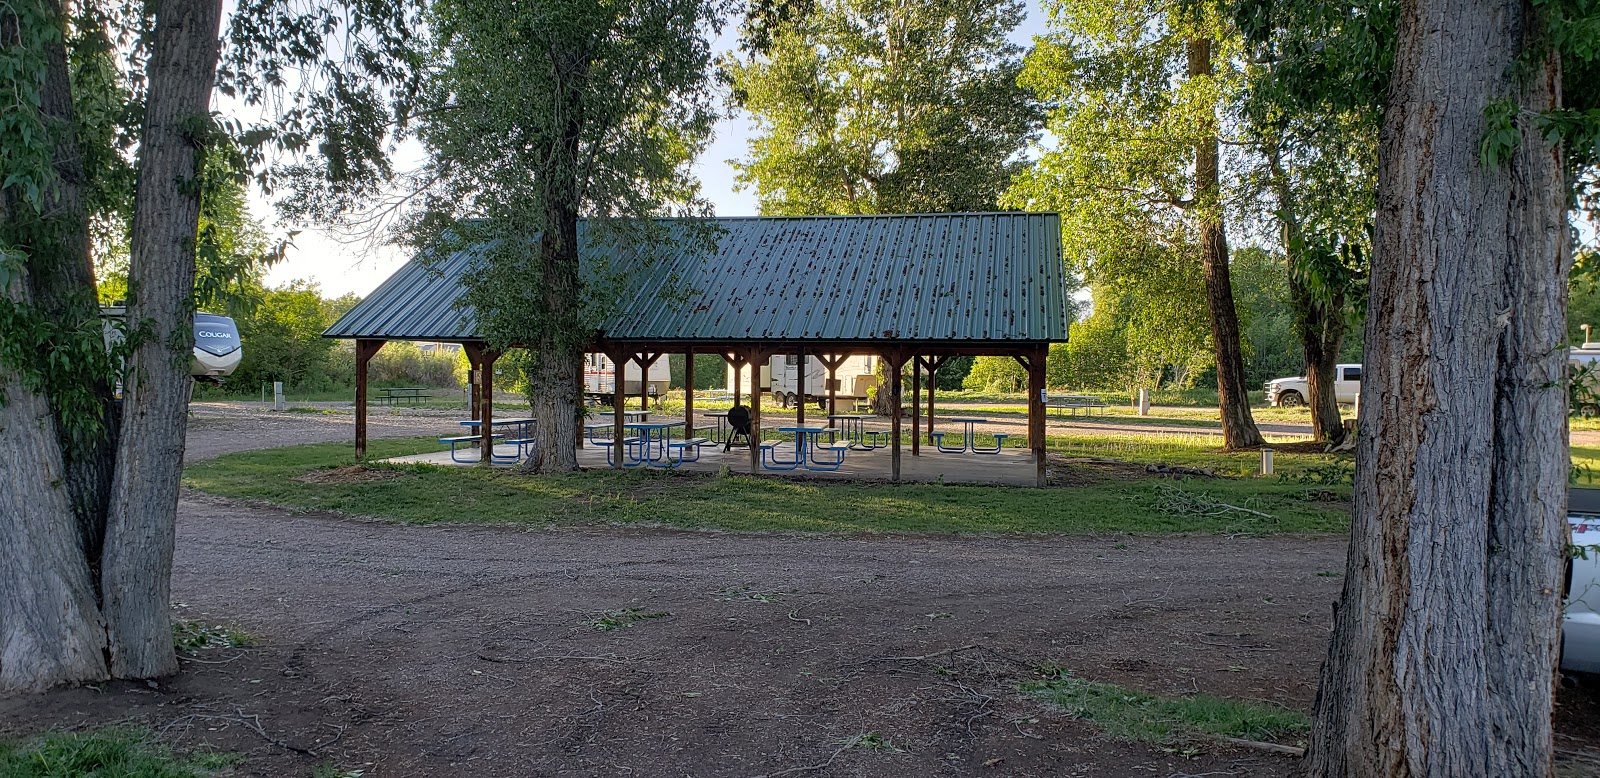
[583, 352, 670, 399]
[101, 306, 243, 384]
[727, 354, 880, 409]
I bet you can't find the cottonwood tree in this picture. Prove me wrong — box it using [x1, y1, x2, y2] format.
[1234, 2, 1381, 446]
[723, 0, 1039, 215]
[1276, 0, 1600, 770]
[394, 0, 724, 473]
[1004, 0, 1264, 449]
[0, 0, 418, 691]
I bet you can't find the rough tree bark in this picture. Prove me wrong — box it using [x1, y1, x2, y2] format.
[101, 0, 225, 679]
[1301, 0, 1568, 773]
[0, 0, 111, 691]
[525, 38, 588, 474]
[0, 283, 108, 691]
[1188, 36, 1264, 450]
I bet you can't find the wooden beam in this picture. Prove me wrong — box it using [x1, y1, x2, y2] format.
[910, 353, 920, 456]
[463, 342, 484, 420]
[883, 349, 908, 482]
[610, 351, 626, 470]
[747, 347, 767, 475]
[1026, 346, 1047, 486]
[726, 351, 745, 407]
[922, 355, 952, 437]
[354, 339, 386, 459]
[479, 349, 500, 464]
[575, 364, 585, 450]
[819, 353, 848, 426]
[684, 350, 695, 440]
[635, 352, 662, 411]
[796, 348, 806, 428]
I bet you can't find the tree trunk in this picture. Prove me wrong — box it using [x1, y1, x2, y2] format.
[22, 0, 121, 549]
[1301, 0, 1567, 772]
[0, 0, 114, 692]
[1267, 143, 1348, 445]
[1188, 37, 1263, 450]
[0, 279, 108, 691]
[527, 71, 585, 471]
[101, 0, 224, 680]
[1296, 299, 1346, 445]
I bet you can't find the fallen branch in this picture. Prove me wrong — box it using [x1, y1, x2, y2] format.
[747, 742, 854, 778]
[1218, 736, 1305, 757]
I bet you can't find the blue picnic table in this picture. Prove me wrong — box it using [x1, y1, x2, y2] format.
[933, 417, 1008, 455]
[762, 426, 850, 471]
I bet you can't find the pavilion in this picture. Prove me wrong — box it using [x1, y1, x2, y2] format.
[324, 213, 1070, 485]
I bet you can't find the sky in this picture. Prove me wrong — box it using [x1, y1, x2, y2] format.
[257, 3, 1055, 298]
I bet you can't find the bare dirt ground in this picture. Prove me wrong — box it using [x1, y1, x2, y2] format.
[6, 408, 1600, 777]
[184, 402, 454, 461]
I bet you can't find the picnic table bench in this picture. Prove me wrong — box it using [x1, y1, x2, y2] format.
[439, 433, 505, 463]
[1044, 394, 1108, 417]
[377, 386, 429, 406]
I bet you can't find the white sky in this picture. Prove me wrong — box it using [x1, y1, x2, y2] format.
[258, 3, 1054, 298]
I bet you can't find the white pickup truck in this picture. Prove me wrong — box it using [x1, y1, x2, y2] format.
[1264, 364, 1362, 407]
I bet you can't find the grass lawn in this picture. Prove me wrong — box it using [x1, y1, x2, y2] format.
[0, 728, 237, 777]
[183, 436, 1352, 536]
[1021, 669, 1308, 745]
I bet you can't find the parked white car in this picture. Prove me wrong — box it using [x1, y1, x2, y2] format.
[1264, 364, 1362, 407]
[1566, 489, 1600, 674]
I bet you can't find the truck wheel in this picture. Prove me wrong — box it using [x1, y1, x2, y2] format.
[1582, 403, 1600, 418]
[1277, 390, 1304, 408]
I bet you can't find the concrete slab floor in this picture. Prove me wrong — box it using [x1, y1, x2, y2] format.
[385, 439, 1041, 486]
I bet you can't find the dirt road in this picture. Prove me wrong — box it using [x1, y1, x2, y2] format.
[5, 408, 1596, 777]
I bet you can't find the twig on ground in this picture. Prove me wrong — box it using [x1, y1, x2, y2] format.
[865, 644, 981, 663]
[1217, 736, 1305, 757]
[746, 742, 854, 778]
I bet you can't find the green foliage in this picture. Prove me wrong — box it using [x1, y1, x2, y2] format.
[723, 0, 1040, 215]
[1022, 668, 1309, 743]
[226, 281, 340, 391]
[0, 727, 237, 778]
[1005, 0, 1246, 395]
[403, 0, 726, 358]
[1232, 246, 1302, 384]
[171, 620, 253, 651]
[670, 353, 728, 390]
[963, 355, 1028, 392]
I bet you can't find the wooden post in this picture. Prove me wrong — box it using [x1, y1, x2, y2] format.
[479, 349, 499, 464]
[611, 352, 626, 469]
[731, 352, 743, 406]
[822, 354, 845, 425]
[885, 350, 907, 482]
[748, 348, 765, 474]
[684, 350, 695, 437]
[1025, 347, 1047, 487]
[925, 355, 950, 437]
[636, 352, 661, 411]
[464, 342, 483, 420]
[355, 339, 386, 459]
[911, 354, 921, 456]
[575, 363, 585, 450]
[796, 348, 807, 428]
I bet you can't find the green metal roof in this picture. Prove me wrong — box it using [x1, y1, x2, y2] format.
[324, 213, 1068, 344]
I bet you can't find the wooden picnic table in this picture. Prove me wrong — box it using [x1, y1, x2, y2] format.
[376, 386, 429, 406]
[1044, 394, 1108, 417]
